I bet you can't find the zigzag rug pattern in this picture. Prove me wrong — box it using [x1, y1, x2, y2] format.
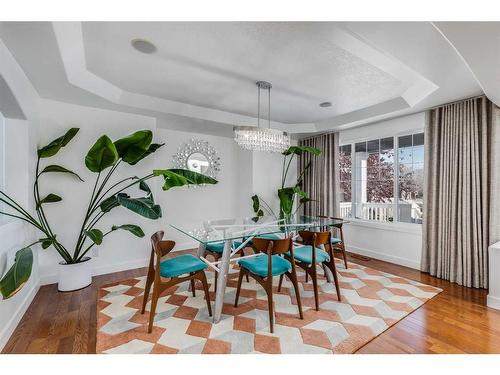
[96, 259, 441, 354]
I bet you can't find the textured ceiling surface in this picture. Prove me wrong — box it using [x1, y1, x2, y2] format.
[82, 22, 406, 123]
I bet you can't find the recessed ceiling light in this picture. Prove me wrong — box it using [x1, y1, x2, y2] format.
[131, 39, 157, 54]
[319, 101, 332, 108]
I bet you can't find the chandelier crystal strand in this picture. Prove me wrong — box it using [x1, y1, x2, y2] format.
[234, 81, 291, 153]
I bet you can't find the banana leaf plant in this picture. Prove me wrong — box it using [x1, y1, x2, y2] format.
[0, 128, 217, 299]
[251, 145, 320, 222]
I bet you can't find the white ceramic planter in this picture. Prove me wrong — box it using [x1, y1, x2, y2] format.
[58, 257, 93, 292]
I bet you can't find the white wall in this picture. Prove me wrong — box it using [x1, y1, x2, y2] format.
[154, 127, 253, 249]
[0, 39, 40, 351]
[339, 112, 425, 269]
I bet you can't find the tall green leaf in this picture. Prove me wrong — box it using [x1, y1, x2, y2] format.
[139, 180, 151, 195]
[153, 168, 218, 191]
[40, 165, 84, 182]
[116, 195, 162, 219]
[38, 193, 62, 206]
[251, 195, 264, 218]
[85, 229, 104, 245]
[278, 187, 295, 217]
[100, 193, 129, 213]
[37, 128, 80, 158]
[114, 130, 153, 164]
[0, 247, 33, 299]
[111, 224, 145, 237]
[39, 237, 57, 249]
[129, 143, 164, 165]
[282, 146, 321, 156]
[85, 135, 118, 172]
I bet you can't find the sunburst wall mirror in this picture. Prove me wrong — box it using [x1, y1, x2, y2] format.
[172, 139, 221, 183]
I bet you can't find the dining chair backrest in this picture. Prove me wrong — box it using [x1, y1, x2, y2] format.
[150, 231, 176, 270]
[252, 237, 292, 256]
[298, 230, 331, 247]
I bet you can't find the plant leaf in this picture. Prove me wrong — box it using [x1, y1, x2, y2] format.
[282, 146, 321, 156]
[0, 247, 33, 299]
[153, 168, 218, 191]
[129, 143, 165, 165]
[38, 193, 62, 206]
[278, 187, 295, 217]
[37, 128, 80, 158]
[116, 195, 162, 219]
[99, 193, 125, 213]
[85, 135, 118, 173]
[39, 237, 56, 249]
[40, 165, 84, 182]
[114, 130, 153, 164]
[139, 180, 151, 195]
[85, 228, 104, 245]
[111, 224, 145, 237]
[251, 194, 260, 214]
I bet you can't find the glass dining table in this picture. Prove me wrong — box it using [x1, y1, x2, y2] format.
[171, 215, 345, 323]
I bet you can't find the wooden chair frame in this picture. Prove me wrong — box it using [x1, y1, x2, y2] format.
[234, 238, 303, 333]
[279, 230, 341, 311]
[141, 231, 212, 333]
[319, 215, 348, 269]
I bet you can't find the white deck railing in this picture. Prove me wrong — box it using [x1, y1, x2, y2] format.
[340, 202, 414, 222]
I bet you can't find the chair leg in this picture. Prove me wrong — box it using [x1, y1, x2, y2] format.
[190, 278, 196, 297]
[141, 271, 154, 314]
[234, 268, 245, 307]
[239, 250, 249, 282]
[287, 272, 303, 319]
[148, 283, 160, 333]
[277, 274, 284, 292]
[341, 245, 348, 269]
[266, 286, 274, 333]
[199, 271, 212, 317]
[327, 260, 342, 302]
[305, 272, 309, 283]
[311, 268, 320, 311]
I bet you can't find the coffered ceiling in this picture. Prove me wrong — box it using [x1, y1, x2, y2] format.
[0, 21, 493, 135]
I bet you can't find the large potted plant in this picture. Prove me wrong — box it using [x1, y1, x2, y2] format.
[0, 128, 217, 296]
[251, 145, 320, 222]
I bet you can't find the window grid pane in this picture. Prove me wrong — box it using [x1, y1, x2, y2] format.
[340, 131, 424, 225]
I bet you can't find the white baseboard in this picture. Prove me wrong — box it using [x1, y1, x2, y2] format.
[487, 295, 500, 310]
[40, 258, 150, 286]
[347, 245, 421, 270]
[0, 277, 40, 351]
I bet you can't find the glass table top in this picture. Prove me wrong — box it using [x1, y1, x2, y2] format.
[170, 215, 346, 244]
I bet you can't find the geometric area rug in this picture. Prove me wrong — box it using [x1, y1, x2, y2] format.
[96, 259, 442, 354]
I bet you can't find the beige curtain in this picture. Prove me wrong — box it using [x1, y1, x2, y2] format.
[298, 133, 340, 217]
[421, 96, 500, 289]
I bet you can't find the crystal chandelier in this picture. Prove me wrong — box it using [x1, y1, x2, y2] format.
[234, 81, 290, 153]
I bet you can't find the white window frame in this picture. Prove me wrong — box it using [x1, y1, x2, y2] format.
[340, 127, 424, 229]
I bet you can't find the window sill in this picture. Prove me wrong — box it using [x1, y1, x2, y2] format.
[345, 218, 422, 235]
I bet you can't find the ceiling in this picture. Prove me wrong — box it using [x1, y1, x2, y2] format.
[0, 21, 495, 136]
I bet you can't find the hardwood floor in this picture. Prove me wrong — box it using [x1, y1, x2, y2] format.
[3, 252, 500, 354]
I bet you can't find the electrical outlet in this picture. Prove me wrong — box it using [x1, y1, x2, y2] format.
[92, 248, 99, 257]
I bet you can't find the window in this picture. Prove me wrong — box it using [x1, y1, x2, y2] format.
[339, 131, 424, 224]
[339, 145, 352, 218]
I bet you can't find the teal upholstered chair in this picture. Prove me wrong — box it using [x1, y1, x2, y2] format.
[279, 230, 341, 310]
[319, 215, 348, 269]
[235, 237, 303, 333]
[141, 231, 212, 333]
